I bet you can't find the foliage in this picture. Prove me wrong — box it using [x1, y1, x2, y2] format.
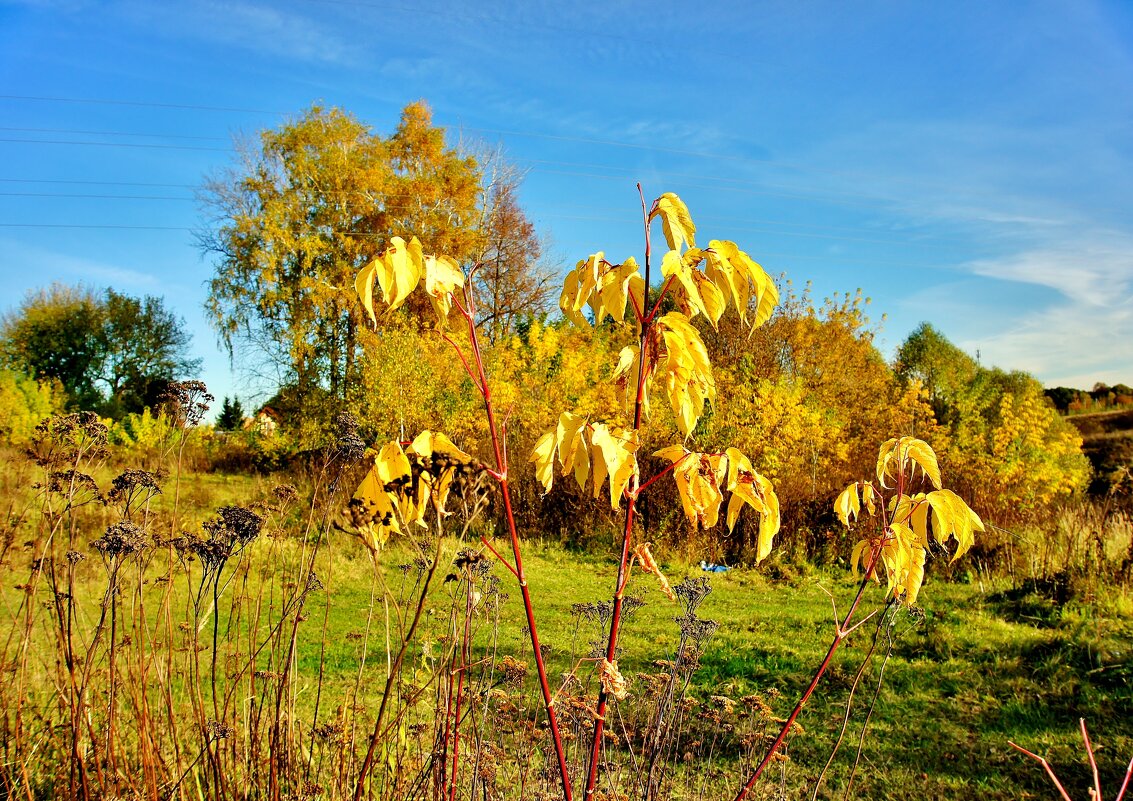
[835, 437, 982, 605]
[896, 325, 1091, 523]
[0, 369, 67, 444]
[216, 395, 245, 431]
[895, 322, 979, 425]
[1046, 382, 1133, 414]
[0, 283, 199, 417]
[202, 103, 549, 435]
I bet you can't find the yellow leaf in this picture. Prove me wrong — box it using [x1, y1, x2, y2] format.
[382, 236, 424, 313]
[850, 539, 873, 577]
[558, 252, 603, 328]
[927, 489, 979, 561]
[556, 412, 589, 491]
[355, 259, 380, 325]
[530, 430, 556, 493]
[876, 436, 941, 490]
[596, 257, 641, 324]
[423, 254, 465, 325]
[650, 192, 696, 252]
[722, 448, 779, 561]
[704, 240, 779, 329]
[375, 441, 411, 485]
[656, 312, 715, 438]
[591, 424, 638, 508]
[902, 545, 927, 605]
[861, 483, 878, 516]
[834, 483, 861, 527]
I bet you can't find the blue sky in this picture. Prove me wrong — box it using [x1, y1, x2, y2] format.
[2, 0, 1131, 410]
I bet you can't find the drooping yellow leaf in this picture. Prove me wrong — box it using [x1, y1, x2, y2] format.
[558, 253, 603, 328]
[382, 236, 425, 313]
[876, 436, 941, 490]
[835, 482, 861, 527]
[375, 441, 411, 485]
[355, 259, 380, 325]
[691, 270, 726, 328]
[655, 312, 715, 437]
[556, 412, 589, 491]
[613, 345, 645, 413]
[703, 240, 779, 329]
[902, 545, 927, 605]
[423, 254, 465, 325]
[861, 483, 878, 516]
[721, 448, 779, 560]
[650, 193, 696, 252]
[850, 539, 873, 577]
[596, 257, 641, 324]
[927, 489, 980, 561]
[530, 430, 556, 493]
[558, 268, 588, 329]
[590, 424, 638, 508]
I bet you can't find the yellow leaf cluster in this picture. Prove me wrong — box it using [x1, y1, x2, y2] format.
[653, 445, 780, 562]
[876, 436, 941, 490]
[840, 438, 983, 605]
[559, 253, 646, 328]
[614, 312, 716, 438]
[356, 236, 465, 327]
[662, 242, 778, 331]
[350, 430, 476, 549]
[529, 413, 640, 508]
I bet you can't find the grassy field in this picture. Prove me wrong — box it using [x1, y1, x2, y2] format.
[3, 450, 1132, 800]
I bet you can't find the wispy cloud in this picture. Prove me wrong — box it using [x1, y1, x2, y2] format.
[959, 296, 1133, 387]
[965, 234, 1133, 308]
[0, 239, 160, 298]
[118, 0, 364, 67]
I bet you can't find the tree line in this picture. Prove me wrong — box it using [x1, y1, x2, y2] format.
[0, 101, 1099, 559]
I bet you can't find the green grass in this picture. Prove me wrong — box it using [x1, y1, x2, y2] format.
[4, 457, 1132, 800]
[296, 537, 1133, 799]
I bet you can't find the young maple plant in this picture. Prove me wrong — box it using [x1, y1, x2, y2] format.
[348, 189, 784, 800]
[346, 189, 983, 801]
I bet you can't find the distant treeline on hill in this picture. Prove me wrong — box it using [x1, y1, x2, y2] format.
[1045, 382, 1133, 414]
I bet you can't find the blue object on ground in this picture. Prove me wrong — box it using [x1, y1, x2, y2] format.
[699, 560, 731, 573]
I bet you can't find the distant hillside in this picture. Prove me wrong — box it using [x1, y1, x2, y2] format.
[1066, 408, 1133, 495]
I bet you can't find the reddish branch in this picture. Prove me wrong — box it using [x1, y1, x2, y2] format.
[454, 271, 575, 801]
[582, 185, 657, 799]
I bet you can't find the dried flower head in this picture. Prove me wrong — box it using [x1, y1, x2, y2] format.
[204, 505, 264, 548]
[673, 576, 713, 614]
[160, 380, 213, 427]
[331, 413, 366, 464]
[47, 470, 104, 505]
[92, 521, 148, 560]
[498, 655, 528, 687]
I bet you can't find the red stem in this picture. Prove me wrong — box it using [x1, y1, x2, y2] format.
[447, 581, 474, 801]
[1008, 742, 1075, 801]
[479, 536, 518, 579]
[732, 538, 885, 801]
[635, 455, 688, 497]
[460, 288, 574, 801]
[1115, 752, 1133, 801]
[645, 275, 676, 325]
[583, 185, 654, 799]
[1081, 718, 1104, 801]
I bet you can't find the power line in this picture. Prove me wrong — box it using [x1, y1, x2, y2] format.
[0, 126, 229, 142]
[0, 137, 229, 152]
[0, 94, 284, 115]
